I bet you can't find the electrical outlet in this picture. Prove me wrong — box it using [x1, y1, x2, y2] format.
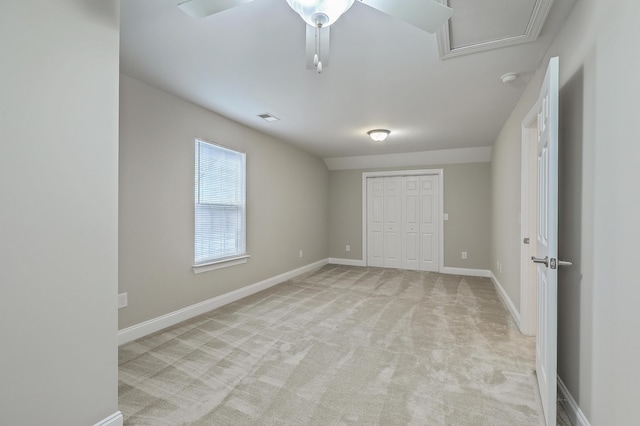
[443, 213, 449, 221]
[299, 250, 303, 258]
[118, 292, 128, 309]
[346, 244, 350, 252]
[461, 251, 467, 259]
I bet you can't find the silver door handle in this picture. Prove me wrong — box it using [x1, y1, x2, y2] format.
[531, 256, 549, 267]
[558, 260, 573, 267]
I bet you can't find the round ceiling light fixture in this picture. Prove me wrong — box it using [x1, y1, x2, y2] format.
[501, 73, 518, 83]
[367, 129, 390, 142]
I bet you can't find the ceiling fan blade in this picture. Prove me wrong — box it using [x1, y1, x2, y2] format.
[305, 25, 330, 70]
[359, 0, 453, 33]
[177, 0, 256, 18]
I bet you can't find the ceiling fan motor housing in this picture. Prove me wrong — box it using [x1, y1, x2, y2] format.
[312, 12, 329, 27]
[285, 0, 356, 27]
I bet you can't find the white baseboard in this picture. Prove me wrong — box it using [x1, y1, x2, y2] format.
[94, 411, 123, 426]
[118, 259, 329, 345]
[489, 271, 522, 330]
[441, 267, 491, 277]
[328, 258, 367, 267]
[326, 262, 491, 275]
[558, 376, 591, 426]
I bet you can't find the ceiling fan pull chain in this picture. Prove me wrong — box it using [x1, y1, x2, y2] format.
[315, 22, 323, 73]
[313, 24, 319, 65]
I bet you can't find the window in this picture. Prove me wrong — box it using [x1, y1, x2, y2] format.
[194, 139, 246, 269]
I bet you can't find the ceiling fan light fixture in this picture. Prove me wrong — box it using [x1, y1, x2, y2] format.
[285, 0, 356, 27]
[368, 129, 390, 142]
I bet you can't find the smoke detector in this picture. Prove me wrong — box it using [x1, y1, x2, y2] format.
[258, 113, 280, 122]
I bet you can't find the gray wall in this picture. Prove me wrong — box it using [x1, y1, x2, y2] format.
[490, 0, 640, 423]
[0, 1, 120, 424]
[119, 75, 330, 329]
[329, 163, 491, 270]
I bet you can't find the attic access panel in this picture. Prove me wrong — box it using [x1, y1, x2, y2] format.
[436, 0, 555, 58]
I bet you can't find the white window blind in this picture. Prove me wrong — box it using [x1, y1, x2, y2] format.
[194, 139, 246, 265]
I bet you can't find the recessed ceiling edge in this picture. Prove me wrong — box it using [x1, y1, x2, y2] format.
[436, 0, 556, 59]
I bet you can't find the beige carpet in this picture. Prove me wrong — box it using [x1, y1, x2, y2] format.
[119, 265, 557, 425]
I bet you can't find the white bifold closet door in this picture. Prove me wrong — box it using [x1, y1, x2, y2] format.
[367, 177, 385, 267]
[367, 175, 439, 271]
[402, 175, 438, 271]
[366, 176, 402, 268]
[383, 177, 402, 268]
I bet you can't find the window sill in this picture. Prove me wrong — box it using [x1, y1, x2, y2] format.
[192, 254, 250, 274]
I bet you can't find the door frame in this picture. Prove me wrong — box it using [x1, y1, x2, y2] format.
[520, 106, 539, 336]
[361, 169, 444, 271]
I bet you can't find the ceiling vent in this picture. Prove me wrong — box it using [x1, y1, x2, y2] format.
[258, 113, 280, 122]
[436, 0, 555, 59]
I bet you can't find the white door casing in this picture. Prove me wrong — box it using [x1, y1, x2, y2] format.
[533, 56, 559, 426]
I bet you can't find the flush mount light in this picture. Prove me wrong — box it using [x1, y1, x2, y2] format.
[501, 73, 518, 83]
[367, 129, 390, 142]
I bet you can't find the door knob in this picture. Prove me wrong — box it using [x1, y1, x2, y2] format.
[531, 256, 549, 267]
[550, 258, 573, 269]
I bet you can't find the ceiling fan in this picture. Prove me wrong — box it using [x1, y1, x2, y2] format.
[178, 0, 454, 73]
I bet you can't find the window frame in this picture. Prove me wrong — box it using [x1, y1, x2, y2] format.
[192, 138, 249, 274]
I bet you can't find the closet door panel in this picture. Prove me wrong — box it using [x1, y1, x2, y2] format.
[420, 175, 439, 271]
[402, 176, 420, 270]
[383, 177, 402, 268]
[367, 178, 384, 267]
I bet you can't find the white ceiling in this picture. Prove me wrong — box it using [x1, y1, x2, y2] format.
[120, 0, 576, 159]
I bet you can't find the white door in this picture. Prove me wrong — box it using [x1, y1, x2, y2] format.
[420, 175, 439, 271]
[383, 176, 402, 268]
[366, 172, 441, 272]
[402, 176, 421, 270]
[367, 177, 384, 267]
[533, 56, 559, 426]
